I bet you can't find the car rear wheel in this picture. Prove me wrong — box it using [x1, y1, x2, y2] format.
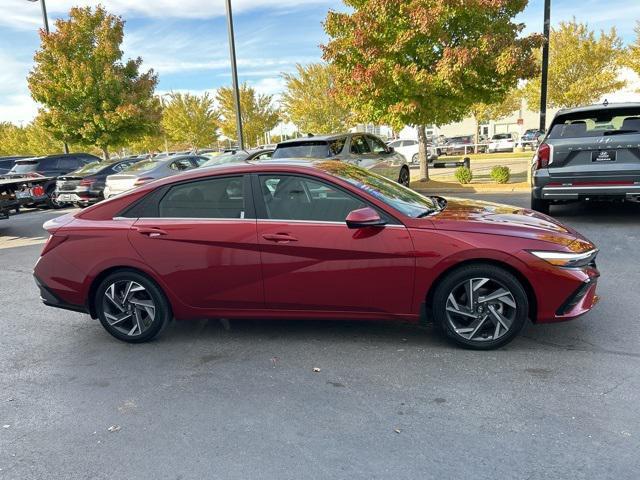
[432, 264, 528, 350]
[411, 153, 419, 164]
[95, 270, 170, 343]
[398, 166, 410, 186]
[531, 194, 550, 215]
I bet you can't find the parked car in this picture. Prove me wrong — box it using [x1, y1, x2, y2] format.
[487, 133, 516, 153]
[104, 155, 206, 198]
[0, 156, 32, 175]
[386, 139, 438, 164]
[520, 128, 544, 149]
[55, 158, 141, 207]
[200, 148, 274, 168]
[531, 103, 640, 214]
[272, 133, 410, 186]
[437, 135, 479, 155]
[36, 160, 600, 349]
[6, 153, 101, 207]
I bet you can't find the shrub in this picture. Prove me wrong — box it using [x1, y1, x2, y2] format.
[454, 166, 473, 184]
[490, 165, 511, 184]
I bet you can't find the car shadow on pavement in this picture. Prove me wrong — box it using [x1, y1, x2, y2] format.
[551, 199, 640, 221]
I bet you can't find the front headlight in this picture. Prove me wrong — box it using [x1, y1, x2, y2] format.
[529, 249, 598, 268]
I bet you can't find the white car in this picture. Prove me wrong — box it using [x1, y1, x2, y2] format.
[488, 133, 516, 153]
[387, 139, 438, 164]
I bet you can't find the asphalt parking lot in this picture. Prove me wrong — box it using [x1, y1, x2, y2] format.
[1, 194, 639, 480]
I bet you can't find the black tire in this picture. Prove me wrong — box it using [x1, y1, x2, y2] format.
[95, 269, 171, 343]
[398, 166, 410, 186]
[432, 264, 529, 350]
[530, 193, 550, 215]
[45, 186, 63, 209]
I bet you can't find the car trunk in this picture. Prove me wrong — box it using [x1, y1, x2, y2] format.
[106, 175, 139, 194]
[548, 136, 640, 182]
[56, 176, 83, 192]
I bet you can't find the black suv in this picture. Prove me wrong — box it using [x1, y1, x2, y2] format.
[8, 153, 101, 207]
[55, 157, 141, 207]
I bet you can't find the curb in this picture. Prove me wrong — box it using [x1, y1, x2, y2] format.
[413, 185, 530, 195]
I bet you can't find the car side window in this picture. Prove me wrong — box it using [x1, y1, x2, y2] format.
[258, 174, 366, 222]
[192, 156, 207, 167]
[367, 136, 388, 154]
[329, 138, 346, 155]
[169, 159, 193, 171]
[57, 157, 80, 171]
[254, 151, 273, 160]
[158, 176, 246, 219]
[350, 136, 371, 155]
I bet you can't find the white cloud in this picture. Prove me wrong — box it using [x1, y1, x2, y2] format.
[0, 0, 334, 31]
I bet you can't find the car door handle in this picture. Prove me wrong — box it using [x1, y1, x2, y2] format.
[262, 233, 298, 243]
[134, 227, 168, 238]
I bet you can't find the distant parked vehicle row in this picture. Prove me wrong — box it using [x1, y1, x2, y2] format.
[386, 139, 438, 164]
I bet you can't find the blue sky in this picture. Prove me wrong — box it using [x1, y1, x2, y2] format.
[0, 0, 638, 123]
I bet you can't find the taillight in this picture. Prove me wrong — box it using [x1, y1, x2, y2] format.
[80, 178, 96, 186]
[134, 177, 153, 186]
[41, 235, 67, 255]
[535, 143, 550, 169]
[31, 185, 45, 197]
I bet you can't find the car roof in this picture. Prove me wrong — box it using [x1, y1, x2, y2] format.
[556, 102, 640, 116]
[277, 134, 350, 145]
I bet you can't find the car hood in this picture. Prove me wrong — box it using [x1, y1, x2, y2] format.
[429, 197, 592, 247]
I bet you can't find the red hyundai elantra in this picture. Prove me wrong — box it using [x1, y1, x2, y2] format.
[34, 160, 600, 349]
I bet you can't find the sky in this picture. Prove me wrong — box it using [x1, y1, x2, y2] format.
[0, 0, 638, 124]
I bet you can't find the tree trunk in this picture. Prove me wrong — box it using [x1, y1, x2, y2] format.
[417, 124, 430, 182]
[101, 146, 110, 160]
[63, 142, 69, 154]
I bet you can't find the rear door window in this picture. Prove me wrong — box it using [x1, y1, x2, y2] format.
[272, 141, 331, 159]
[350, 135, 371, 154]
[169, 159, 194, 171]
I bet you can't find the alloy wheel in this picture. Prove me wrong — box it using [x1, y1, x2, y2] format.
[445, 277, 517, 343]
[102, 280, 157, 337]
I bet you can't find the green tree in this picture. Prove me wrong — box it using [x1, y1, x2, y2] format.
[323, 0, 540, 181]
[469, 92, 521, 149]
[281, 63, 351, 134]
[28, 5, 161, 159]
[522, 20, 625, 110]
[161, 92, 219, 149]
[216, 83, 279, 147]
[624, 21, 640, 90]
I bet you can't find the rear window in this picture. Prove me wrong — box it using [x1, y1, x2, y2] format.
[126, 159, 162, 172]
[548, 109, 640, 139]
[10, 160, 39, 174]
[73, 161, 111, 175]
[272, 141, 331, 159]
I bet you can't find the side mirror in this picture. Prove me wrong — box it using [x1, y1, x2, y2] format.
[345, 207, 386, 229]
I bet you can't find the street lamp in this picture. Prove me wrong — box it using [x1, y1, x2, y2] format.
[27, 0, 50, 34]
[224, 0, 244, 150]
[539, 0, 551, 132]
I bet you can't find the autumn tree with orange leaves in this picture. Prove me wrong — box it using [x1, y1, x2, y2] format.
[323, 0, 541, 181]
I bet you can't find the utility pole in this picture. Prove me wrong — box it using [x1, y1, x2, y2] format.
[539, 0, 551, 132]
[224, 0, 244, 150]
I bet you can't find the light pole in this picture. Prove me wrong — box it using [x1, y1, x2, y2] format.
[539, 0, 551, 132]
[224, 0, 244, 150]
[27, 0, 49, 34]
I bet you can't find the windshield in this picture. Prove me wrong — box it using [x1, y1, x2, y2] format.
[548, 109, 640, 139]
[317, 161, 438, 217]
[201, 151, 248, 167]
[272, 141, 331, 159]
[10, 161, 38, 174]
[124, 159, 163, 173]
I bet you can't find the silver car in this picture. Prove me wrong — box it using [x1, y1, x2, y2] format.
[104, 155, 206, 198]
[272, 133, 410, 186]
[531, 102, 640, 214]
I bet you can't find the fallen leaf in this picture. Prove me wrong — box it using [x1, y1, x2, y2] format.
[107, 425, 121, 432]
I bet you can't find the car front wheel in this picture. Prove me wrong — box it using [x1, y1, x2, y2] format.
[398, 166, 410, 186]
[432, 264, 529, 350]
[95, 270, 171, 343]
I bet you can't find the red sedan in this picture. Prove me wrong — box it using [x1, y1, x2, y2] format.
[34, 160, 600, 349]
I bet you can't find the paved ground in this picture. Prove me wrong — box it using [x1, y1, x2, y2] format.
[1, 196, 639, 480]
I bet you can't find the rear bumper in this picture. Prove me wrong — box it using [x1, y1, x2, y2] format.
[34, 274, 88, 314]
[537, 183, 640, 200]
